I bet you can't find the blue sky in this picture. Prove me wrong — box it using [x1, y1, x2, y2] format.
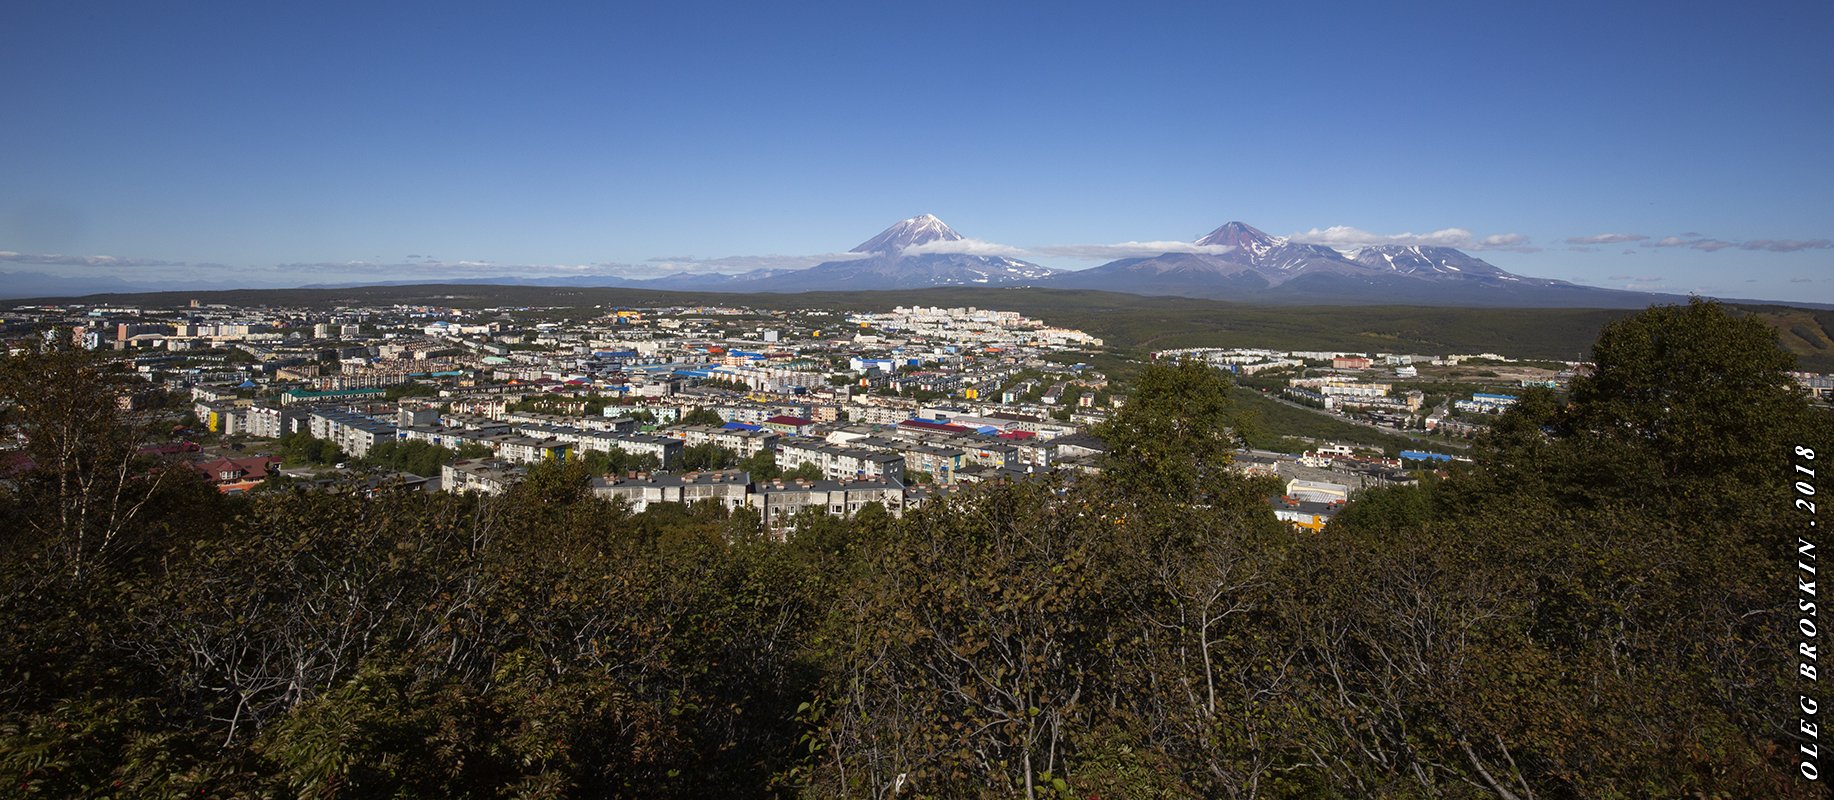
[3, 1, 1832, 303]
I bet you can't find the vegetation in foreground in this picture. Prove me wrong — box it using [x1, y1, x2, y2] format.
[0, 299, 1826, 798]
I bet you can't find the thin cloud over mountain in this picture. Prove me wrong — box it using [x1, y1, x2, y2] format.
[644, 252, 869, 273]
[0, 250, 188, 268]
[1287, 226, 1537, 252]
[899, 238, 1034, 260]
[1567, 233, 1649, 245]
[1031, 241, 1239, 260]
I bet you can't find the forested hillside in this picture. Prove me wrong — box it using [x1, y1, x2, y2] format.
[0, 300, 1826, 798]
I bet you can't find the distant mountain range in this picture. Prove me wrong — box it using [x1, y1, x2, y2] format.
[6, 215, 1805, 309]
[627, 215, 1683, 308]
[1046, 221, 1653, 307]
[645, 215, 1694, 308]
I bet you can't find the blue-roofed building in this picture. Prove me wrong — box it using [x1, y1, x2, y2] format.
[1455, 393, 1519, 414]
[1400, 450, 1456, 463]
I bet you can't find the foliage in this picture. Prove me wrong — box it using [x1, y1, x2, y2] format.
[0, 300, 1828, 797]
[680, 442, 737, 471]
[454, 441, 495, 460]
[678, 406, 725, 427]
[782, 462, 823, 482]
[382, 382, 439, 401]
[577, 446, 661, 477]
[276, 431, 346, 467]
[739, 448, 780, 480]
[698, 376, 751, 393]
[1095, 358, 1247, 504]
[359, 439, 455, 477]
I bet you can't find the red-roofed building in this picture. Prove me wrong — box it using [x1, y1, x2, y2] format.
[193, 455, 282, 493]
[762, 415, 817, 435]
[900, 419, 974, 435]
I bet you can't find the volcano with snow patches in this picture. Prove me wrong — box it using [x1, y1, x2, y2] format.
[735, 214, 1061, 292]
[1046, 220, 1659, 307]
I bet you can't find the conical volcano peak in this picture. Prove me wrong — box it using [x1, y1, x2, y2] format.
[851, 214, 966, 254]
[1195, 221, 1283, 249]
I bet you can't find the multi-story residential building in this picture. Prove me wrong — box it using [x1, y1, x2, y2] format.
[495, 436, 572, 464]
[504, 410, 637, 434]
[1270, 496, 1341, 532]
[1454, 393, 1519, 414]
[442, 458, 526, 495]
[762, 415, 817, 436]
[853, 435, 964, 483]
[591, 469, 752, 513]
[663, 424, 780, 457]
[307, 409, 397, 458]
[777, 440, 907, 483]
[246, 402, 310, 438]
[748, 478, 906, 530]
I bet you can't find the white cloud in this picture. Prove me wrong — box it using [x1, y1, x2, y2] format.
[1651, 236, 1735, 251]
[1478, 233, 1530, 248]
[1566, 233, 1648, 245]
[0, 250, 188, 267]
[1739, 239, 1834, 253]
[1031, 241, 1238, 260]
[1640, 234, 1832, 253]
[645, 252, 869, 272]
[1289, 226, 1536, 253]
[899, 238, 1034, 259]
[274, 258, 629, 278]
[1289, 226, 1477, 248]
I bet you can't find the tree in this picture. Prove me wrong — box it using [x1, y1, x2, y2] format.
[277, 432, 345, 467]
[783, 462, 823, 482]
[361, 440, 457, 477]
[579, 447, 661, 477]
[1316, 300, 1833, 798]
[739, 448, 779, 480]
[680, 443, 737, 471]
[1561, 298, 1817, 510]
[0, 342, 198, 582]
[679, 407, 725, 427]
[803, 479, 1112, 798]
[1095, 359, 1252, 505]
[383, 382, 439, 401]
[454, 441, 494, 460]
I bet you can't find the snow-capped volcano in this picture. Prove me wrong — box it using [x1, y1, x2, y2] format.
[1051, 220, 1368, 291]
[1195, 221, 1283, 253]
[705, 214, 1061, 292]
[851, 213, 966, 254]
[1341, 245, 1516, 279]
[1044, 219, 1611, 305]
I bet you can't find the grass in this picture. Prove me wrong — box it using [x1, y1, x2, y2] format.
[1232, 387, 1453, 456]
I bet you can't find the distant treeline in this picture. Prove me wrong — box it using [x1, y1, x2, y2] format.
[0, 299, 1827, 797]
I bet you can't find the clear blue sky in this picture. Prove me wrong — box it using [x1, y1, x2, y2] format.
[3, 1, 1831, 303]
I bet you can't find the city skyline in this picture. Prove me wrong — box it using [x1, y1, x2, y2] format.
[4, 2, 1832, 303]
